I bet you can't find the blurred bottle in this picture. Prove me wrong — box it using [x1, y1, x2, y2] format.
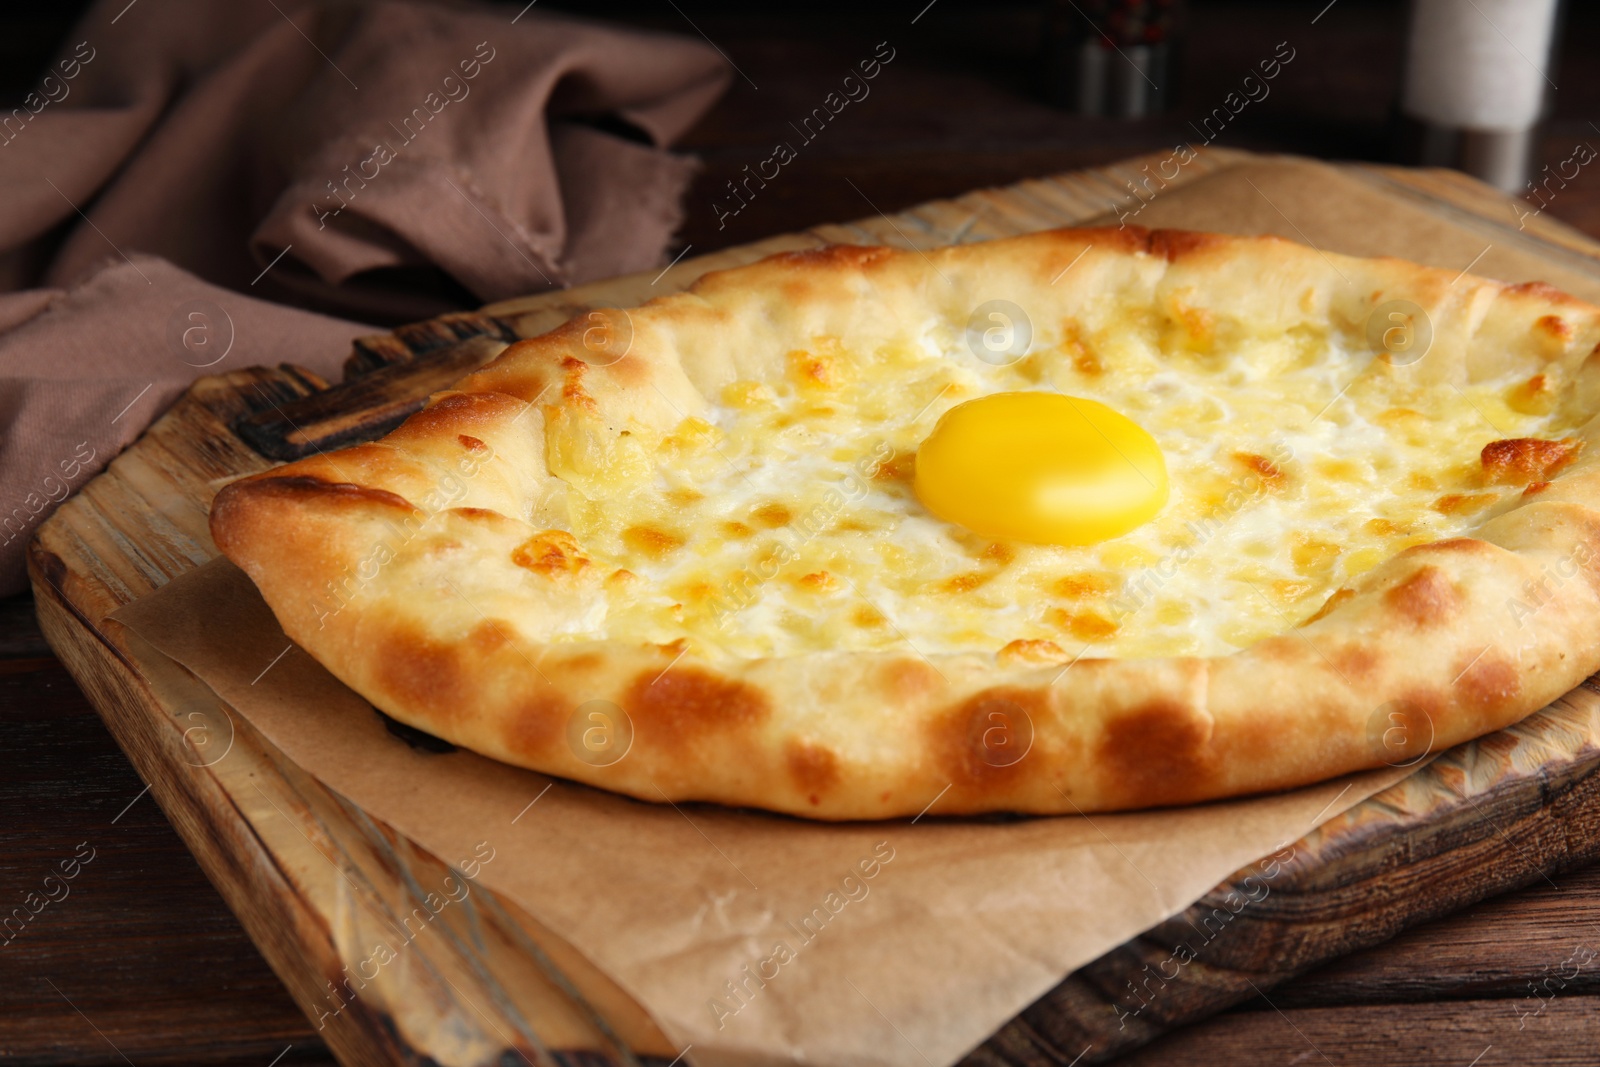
[1040, 0, 1181, 117]
[1394, 0, 1564, 192]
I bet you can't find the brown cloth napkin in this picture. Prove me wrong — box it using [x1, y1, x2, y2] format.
[0, 0, 729, 597]
[4, 0, 729, 319]
[0, 257, 369, 596]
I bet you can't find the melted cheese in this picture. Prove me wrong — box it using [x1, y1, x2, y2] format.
[544, 316, 1577, 660]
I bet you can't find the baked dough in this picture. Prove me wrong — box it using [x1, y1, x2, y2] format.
[211, 227, 1600, 819]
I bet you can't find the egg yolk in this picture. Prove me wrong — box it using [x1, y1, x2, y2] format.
[913, 392, 1168, 546]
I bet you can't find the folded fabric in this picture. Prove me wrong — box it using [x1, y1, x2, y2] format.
[0, 0, 729, 595]
[1, 0, 727, 321]
[0, 257, 370, 596]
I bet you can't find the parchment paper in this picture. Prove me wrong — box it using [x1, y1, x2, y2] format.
[1096, 156, 1600, 302]
[114, 561, 1413, 1067]
[109, 156, 1563, 1067]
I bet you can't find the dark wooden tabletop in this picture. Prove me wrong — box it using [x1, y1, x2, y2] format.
[5, 1, 1600, 1064]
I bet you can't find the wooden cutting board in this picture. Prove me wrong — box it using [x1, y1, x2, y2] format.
[27, 147, 1600, 1067]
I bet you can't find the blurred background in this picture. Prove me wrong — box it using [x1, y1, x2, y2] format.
[3, 0, 1596, 258]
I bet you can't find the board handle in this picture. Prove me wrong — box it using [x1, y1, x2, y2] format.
[343, 310, 522, 378]
[234, 335, 509, 461]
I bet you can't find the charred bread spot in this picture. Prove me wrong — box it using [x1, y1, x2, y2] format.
[1096, 699, 1216, 808]
[1481, 437, 1582, 484]
[785, 739, 841, 803]
[501, 692, 568, 761]
[467, 620, 511, 653]
[1374, 692, 1440, 765]
[1534, 314, 1572, 345]
[511, 530, 591, 579]
[1331, 642, 1380, 680]
[378, 619, 560, 763]
[553, 652, 608, 684]
[374, 625, 471, 728]
[458, 434, 489, 453]
[878, 657, 946, 702]
[1384, 565, 1460, 627]
[1149, 228, 1233, 261]
[1053, 225, 1150, 258]
[1454, 653, 1520, 712]
[929, 687, 1047, 791]
[1212, 701, 1296, 779]
[625, 667, 769, 753]
[1506, 280, 1580, 306]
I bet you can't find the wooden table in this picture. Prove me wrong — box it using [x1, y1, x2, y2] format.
[5, 2, 1600, 1064]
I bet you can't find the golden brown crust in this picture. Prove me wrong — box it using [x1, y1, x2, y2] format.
[1481, 437, 1583, 483]
[211, 226, 1600, 819]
